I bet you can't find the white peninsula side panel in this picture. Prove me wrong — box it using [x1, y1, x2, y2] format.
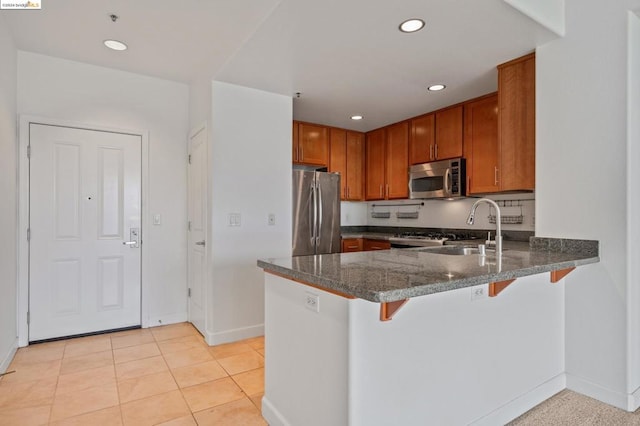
[263, 272, 565, 426]
[263, 273, 350, 426]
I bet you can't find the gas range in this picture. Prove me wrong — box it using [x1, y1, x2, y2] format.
[388, 232, 457, 248]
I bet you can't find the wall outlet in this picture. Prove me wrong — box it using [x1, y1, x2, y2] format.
[268, 213, 276, 226]
[470, 284, 488, 301]
[305, 292, 320, 312]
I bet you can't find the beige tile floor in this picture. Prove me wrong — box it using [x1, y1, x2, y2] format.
[0, 323, 266, 425]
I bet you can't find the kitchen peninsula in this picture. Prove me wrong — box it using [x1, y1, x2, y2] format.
[257, 238, 599, 425]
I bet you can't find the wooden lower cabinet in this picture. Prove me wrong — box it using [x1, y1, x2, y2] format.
[342, 238, 390, 252]
[362, 239, 391, 251]
[342, 238, 363, 253]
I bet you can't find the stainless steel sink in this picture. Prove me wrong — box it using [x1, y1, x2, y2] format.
[418, 245, 481, 256]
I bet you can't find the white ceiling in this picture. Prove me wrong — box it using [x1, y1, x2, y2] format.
[1, 0, 557, 131]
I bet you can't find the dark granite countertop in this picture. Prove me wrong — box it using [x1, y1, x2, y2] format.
[257, 238, 599, 303]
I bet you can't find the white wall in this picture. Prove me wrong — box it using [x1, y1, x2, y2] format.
[627, 9, 640, 402]
[0, 17, 18, 372]
[208, 81, 292, 344]
[536, 0, 640, 409]
[17, 52, 190, 327]
[189, 74, 212, 132]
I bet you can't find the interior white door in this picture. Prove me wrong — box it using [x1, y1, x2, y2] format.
[187, 126, 207, 336]
[29, 124, 142, 341]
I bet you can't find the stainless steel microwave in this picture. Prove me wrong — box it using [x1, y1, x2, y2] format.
[409, 158, 466, 199]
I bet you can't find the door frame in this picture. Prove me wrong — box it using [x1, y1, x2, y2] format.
[17, 115, 150, 346]
[186, 123, 209, 338]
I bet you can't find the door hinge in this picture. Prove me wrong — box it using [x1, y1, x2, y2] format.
[188, 154, 191, 164]
[27, 311, 30, 325]
[27, 145, 31, 159]
[188, 221, 191, 231]
[188, 288, 191, 298]
[27, 228, 31, 241]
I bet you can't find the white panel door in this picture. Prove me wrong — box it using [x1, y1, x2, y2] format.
[187, 126, 207, 336]
[29, 124, 142, 341]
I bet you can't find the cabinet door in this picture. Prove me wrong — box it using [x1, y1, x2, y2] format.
[498, 53, 535, 191]
[329, 128, 347, 199]
[435, 105, 463, 160]
[345, 131, 364, 201]
[292, 121, 300, 163]
[464, 94, 499, 194]
[410, 114, 435, 164]
[386, 122, 409, 199]
[365, 128, 386, 200]
[342, 238, 363, 252]
[298, 123, 329, 166]
[362, 239, 391, 251]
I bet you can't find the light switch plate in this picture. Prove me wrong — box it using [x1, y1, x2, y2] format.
[228, 213, 241, 227]
[153, 214, 161, 225]
[268, 213, 276, 226]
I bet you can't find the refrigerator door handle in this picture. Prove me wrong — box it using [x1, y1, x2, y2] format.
[317, 181, 323, 247]
[310, 183, 317, 247]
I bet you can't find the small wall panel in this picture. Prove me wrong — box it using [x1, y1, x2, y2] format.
[98, 147, 124, 239]
[53, 143, 81, 240]
[98, 256, 124, 310]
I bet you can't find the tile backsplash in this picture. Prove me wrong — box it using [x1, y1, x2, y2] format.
[341, 193, 535, 232]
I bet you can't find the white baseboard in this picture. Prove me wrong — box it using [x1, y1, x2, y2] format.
[262, 395, 290, 426]
[1, 338, 18, 374]
[145, 312, 188, 328]
[566, 373, 629, 411]
[204, 324, 264, 346]
[629, 386, 640, 411]
[470, 373, 566, 426]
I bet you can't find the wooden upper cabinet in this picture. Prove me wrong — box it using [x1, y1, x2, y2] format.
[292, 121, 300, 163]
[385, 122, 409, 199]
[345, 131, 364, 201]
[329, 128, 364, 201]
[409, 114, 435, 165]
[296, 122, 329, 166]
[498, 52, 535, 191]
[464, 94, 499, 194]
[329, 128, 347, 198]
[365, 128, 386, 200]
[435, 105, 463, 160]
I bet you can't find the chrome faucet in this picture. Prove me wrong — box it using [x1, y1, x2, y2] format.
[466, 198, 502, 258]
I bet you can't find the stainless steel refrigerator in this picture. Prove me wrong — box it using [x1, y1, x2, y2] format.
[292, 170, 341, 256]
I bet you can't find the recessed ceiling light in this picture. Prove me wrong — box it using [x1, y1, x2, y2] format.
[104, 39, 127, 51]
[351, 115, 363, 120]
[428, 84, 446, 92]
[399, 19, 425, 33]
